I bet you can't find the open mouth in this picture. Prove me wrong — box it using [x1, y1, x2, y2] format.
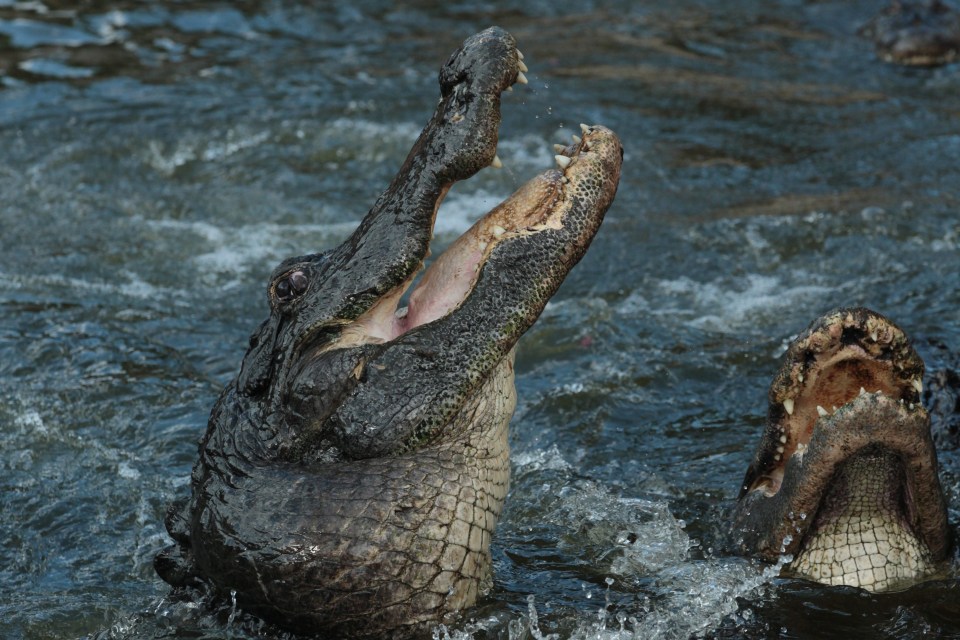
[338, 123, 622, 349]
[743, 308, 925, 498]
[736, 308, 950, 591]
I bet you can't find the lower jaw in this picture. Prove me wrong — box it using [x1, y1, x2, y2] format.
[785, 449, 934, 592]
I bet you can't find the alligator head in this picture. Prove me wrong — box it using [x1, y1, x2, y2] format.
[733, 308, 950, 591]
[860, 0, 960, 66]
[154, 27, 622, 637]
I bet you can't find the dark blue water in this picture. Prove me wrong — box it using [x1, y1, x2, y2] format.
[1, 1, 958, 638]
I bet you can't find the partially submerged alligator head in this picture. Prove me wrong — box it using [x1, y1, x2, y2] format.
[860, 0, 960, 66]
[734, 308, 950, 591]
[154, 27, 622, 637]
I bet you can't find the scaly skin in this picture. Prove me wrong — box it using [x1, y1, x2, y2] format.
[155, 27, 623, 638]
[860, 0, 960, 66]
[734, 308, 950, 591]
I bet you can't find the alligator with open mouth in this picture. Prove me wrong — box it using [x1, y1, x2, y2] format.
[154, 27, 622, 637]
[734, 307, 951, 591]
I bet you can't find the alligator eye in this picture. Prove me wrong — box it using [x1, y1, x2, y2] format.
[275, 270, 308, 302]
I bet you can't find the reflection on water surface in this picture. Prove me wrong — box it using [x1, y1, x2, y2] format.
[1, 1, 958, 638]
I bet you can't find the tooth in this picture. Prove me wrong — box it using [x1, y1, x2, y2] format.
[776, 446, 784, 454]
[798, 373, 804, 383]
[580, 123, 591, 135]
[860, 387, 867, 396]
[492, 225, 506, 237]
[478, 241, 488, 251]
[554, 144, 566, 153]
[909, 402, 915, 410]
[516, 71, 528, 85]
[817, 405, 829, 417]
[774, 453, 782, 461]
[911, 378, 922, 394]
[505, 86, 513, 92]
[517, 50, 525, 60]
[871, 331, 878, 341]
[779, 434, 787, 444]
[491, 154, 502, 169]
[518, 60, 528, 73]
[555, 154, 571, 169]
[572, 134, 582, 144]
[783, 398, 794, 415]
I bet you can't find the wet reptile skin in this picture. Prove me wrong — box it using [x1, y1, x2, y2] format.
[733, 308, 950, 592]
[155, 26, 622, 637]
[189, 360, 515, 636]
[790, 448, 933, 590]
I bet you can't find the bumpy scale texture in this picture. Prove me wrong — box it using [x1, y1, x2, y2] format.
[790, 449, 934, 590]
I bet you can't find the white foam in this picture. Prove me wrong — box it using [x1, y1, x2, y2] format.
[145, 219, 357, 284]
[117, 461, 141, 480]
[619, 273, 831, 334]
[512, 444, 574, 474]
[434, 189, 509, 236]
[144, 128, 271, 176]
[14, 409, 47, 435]
[0, 270, 168, 300]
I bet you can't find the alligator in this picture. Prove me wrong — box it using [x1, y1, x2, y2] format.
[734, 308, 951, 591]
[153, 27, 622, 638]
[860, 0, 960, 66]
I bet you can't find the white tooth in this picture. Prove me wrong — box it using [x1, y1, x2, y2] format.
[909, 402, 915, 410]
[776, 446, 784, 454]
[911, 378, 923, 393]
[580, 123, 591, 135]
[783, 398, 794, 415]
[555, 154, 571, 169]
[779, 434, 787, 444]
[518, 59, 528, 72]
[774, 454, 782, 461]
[478, 241, 488, 251]
[505, 85, 513, 92]
[817, 405, 829, 417]
[492, 225, 506, 237]
[832, 405, 838, 412]
[517, 50, 524, 60]
[491, 154, 502, 169]
[554, 144, 566, 153]
[572, 134, 582, 144]
[798, 373, 804, 383]
[870, 331, 878, 341]
[860, 387, 867, 396]
[516, 71, 528, 85]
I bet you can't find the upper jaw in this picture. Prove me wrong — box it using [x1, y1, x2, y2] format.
[734, 308, 949, 564]
[289, 125, 622, 459]
[337, 124, 624, 350]
[237, 27, 525, 397]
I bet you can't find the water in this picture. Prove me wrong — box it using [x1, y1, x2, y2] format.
[1, 1, 958, 638]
